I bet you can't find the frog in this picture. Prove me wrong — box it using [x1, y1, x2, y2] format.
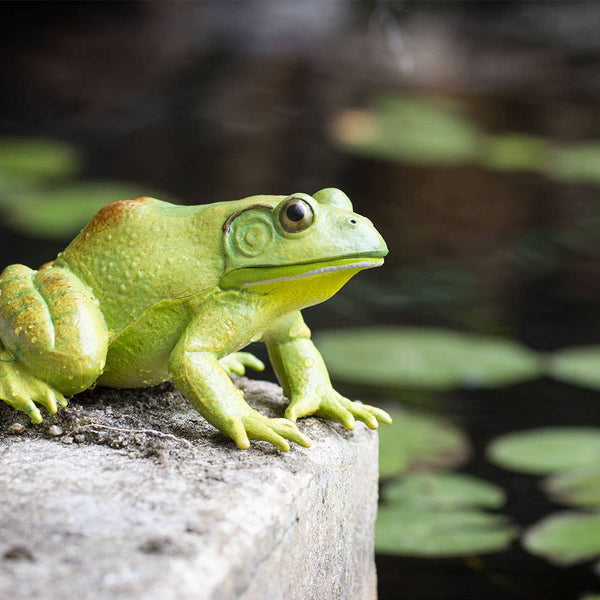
[0, 188, 391, 451]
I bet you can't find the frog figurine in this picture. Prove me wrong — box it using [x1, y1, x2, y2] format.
[0, 188, 391, 451]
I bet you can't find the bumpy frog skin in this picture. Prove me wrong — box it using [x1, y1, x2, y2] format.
[0, 188, 391, 451]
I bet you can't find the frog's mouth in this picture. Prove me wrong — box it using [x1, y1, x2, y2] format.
[221, 255, 384, 289]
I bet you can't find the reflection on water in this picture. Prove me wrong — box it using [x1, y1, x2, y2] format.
[1, 2, 600, 598]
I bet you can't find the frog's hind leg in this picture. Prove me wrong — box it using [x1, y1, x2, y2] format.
[0, 264, 108, 422]
[0, 341, 66, 423]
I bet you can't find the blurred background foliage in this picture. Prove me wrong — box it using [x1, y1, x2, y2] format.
[2, 1, 600, 598]
[0, 137, 160, 237]
[331, 94, 600, 185]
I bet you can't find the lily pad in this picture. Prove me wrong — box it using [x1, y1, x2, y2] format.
[331, 95, 482, 165]
[384, 472, 505, 509]
[551, 143, 600, 185]
[376, 506, 516, 557]
[487, 428, 600, 475]
[547, 346, 600, 390]
[484, 134, 548, 172]
[315, 327, 541, 390]
[5, 182, 154, 239]
[378, 408, 469, 478]
[545, 469, 600, 508]
[0, 137, 80, 183]
[524, 512, 600, 566]
[331, 94, 600, 188]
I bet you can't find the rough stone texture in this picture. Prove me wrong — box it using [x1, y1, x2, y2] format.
[0, 377, 379, 600]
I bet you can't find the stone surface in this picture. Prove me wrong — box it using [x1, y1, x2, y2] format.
[0, 377, 379, 600]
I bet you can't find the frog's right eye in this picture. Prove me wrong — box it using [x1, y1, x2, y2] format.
[279, 198, 314, 233]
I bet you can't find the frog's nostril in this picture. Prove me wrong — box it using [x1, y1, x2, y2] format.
[349, 218, 357, 225]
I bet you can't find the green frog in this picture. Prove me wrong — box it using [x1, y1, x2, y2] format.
[0, 188, 391, 451]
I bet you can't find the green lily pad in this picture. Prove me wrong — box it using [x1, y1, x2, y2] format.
[524, 512, 600, 566]
[384, 472, 505, 509]
[331, 95, 482, 165]
[484, 134, 548, 172]
[487, 428, 600, 475]
[378, 409, 469, 478]
[551, 143, 600, 185]
[545, 469, 600, 508]
[315, 327, 541, 390]
[376, 506, 517, 557]
[547, 346, 600, 390]
[331, 94, 600, 188]
[0, 137, 80, 183]
[5, 182, 154, 239]
[581, 595, 600, 600]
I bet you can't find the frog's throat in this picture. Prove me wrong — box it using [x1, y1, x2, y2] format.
[220, 256, 384, 289]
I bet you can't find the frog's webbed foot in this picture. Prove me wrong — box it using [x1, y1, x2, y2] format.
[285, 389, 392, 431]
[219, 352, 265, 376]
[0, 350, 67, 423]
[224, 404, 312, 452]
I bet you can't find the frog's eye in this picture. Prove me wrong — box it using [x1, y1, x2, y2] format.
[279, 198, 314, 233]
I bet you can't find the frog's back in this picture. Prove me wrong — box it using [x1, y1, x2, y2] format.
[53, 197, 228, 335]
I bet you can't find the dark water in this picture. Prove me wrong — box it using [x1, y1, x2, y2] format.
[376, 380, 600, 600]
[2, 2, 600, 598]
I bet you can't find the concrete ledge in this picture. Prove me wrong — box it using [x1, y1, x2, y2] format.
[0, 377, 378, 600]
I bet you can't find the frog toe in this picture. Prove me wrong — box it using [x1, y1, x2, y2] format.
[239, 411, 311, 451]
[0, 356, 67, 422]
[219, 352, 265, 376]
[37, 388, 68, 414]
[0, 381, 42, 423]
[270, 418, 312, 448]
[351, 402, 392, 428]
[370, 405, 392, 425]
[332, 398, 392, 430]
[37, 390, 58, 414]
[226, 419, 251, 450]
[56, 392, 68, 408]
[317, 401, 356, 430]
[25, 402, 43, 424]
[249, 424, 290, 452]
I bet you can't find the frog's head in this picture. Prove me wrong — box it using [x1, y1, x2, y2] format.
[220, 188, 387, 302]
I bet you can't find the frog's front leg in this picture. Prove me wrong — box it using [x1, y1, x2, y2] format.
[169, 311, 310, 452]
[263, 311, 392, 430]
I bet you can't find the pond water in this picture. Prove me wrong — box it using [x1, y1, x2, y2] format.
[1, 2, 600, 598]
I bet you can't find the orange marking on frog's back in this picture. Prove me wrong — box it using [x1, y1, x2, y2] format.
[71, 197, 151, 248]
[89, 198, 150, 232]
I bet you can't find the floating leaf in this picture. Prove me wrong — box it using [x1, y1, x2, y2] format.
[331, 96, 482, 165]
[547, 346, 600, 390]
[488, 428, 600, 475]
[551, 143, 600, 185]
[5, 182, 153, 239]
[377, 470, 515, 556]
[0, 137, 80, 182]
[384, 472, 505, 509]
[315, 327, 541, 390]
[376, 506, 516, 557]
[524, 512, 600, 566]
[378, 408, 469, 478]
[581, 595, 600, 600]
[484, 134, 548, 172]
[331, 94, 600, 188]
[545, 469, 600, 508]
